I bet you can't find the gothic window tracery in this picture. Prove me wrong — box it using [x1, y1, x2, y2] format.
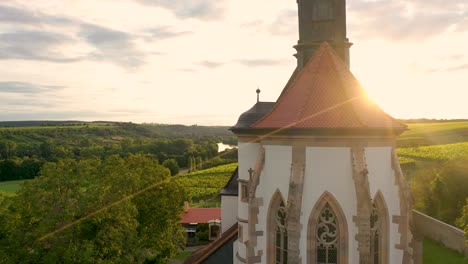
[308, 192, 347, 264]
[370, 193, 389, 264]
[268, 192, 288, 264]
[316, 203, 338, 264]
[275, 202, 288, 264]
[370, 202, 380, 264]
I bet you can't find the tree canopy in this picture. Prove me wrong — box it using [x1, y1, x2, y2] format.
[0, 154, 186, 263]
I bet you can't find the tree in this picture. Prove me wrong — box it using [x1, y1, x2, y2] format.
[455, 199, 468, 245]
[411, 158, 468, 226]
[196, 156, 203, 170]
[0, 154, 186, 263]
[162, 159, 179, 176]
[0, 141, 16, 159]
[188, 156, 195, 173]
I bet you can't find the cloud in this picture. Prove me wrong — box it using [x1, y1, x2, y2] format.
[445, 64, 468, 72]
[268, 9, 297, 36]
[145, 26, 193, 40]
[348, 0, 467, 41]
[131, 0, 225, 20]
[0, 111, 106, 121]
[0, 82, 64, 94]
[0, 5, 77, 26]
[235, 59, 288, 67]
[79, 23, 147, 68]
[0, 30, 83, 62]
[196, 60, 225, 69]
[178, 68, 197, 73]
[0, 4, 150, 69]
[425, 63, 468, 73]
[0, 82, 68, 112]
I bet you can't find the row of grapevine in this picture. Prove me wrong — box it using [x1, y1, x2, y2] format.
[398, 142, 468, 161]
[175, 163, 237, 201]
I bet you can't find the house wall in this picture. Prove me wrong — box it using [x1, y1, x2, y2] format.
[221, 196, 238, 233]
[299, 147, 358, 263]
[237, 141, 259, 225]
[236, 139, 412, 263]
[365, 147, 403, 263]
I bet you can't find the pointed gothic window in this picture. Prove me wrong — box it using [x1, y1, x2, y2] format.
[268, 192, 288, 264]
[316, 203, 338, 264]
[370, 192, 389, 264]
[370, 202, 380, 264]
[275, 201, 288, 264]
[308, 192, 348, 264]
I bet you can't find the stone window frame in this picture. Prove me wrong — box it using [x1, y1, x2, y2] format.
[267, 190, 287, 264]
[307, 191, 348, 264]
[371, 191, 389, 264]
[239, 180, 249, 203]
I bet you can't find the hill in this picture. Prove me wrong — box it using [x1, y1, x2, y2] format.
[398, 121, 468, 147]
[174, 163, 237, 206]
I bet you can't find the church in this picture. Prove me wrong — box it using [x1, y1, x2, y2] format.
[185, 0, 419, 263]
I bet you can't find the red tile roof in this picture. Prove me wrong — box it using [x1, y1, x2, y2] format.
[180, 208, 221, 224]
[252, 42, 406, 131]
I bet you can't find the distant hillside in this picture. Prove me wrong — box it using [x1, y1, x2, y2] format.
[398, 121, 468, 147]
[0, 120, 97, 127]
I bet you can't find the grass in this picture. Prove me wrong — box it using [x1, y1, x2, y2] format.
[173, 251, 191, 260]
[399, 121, 468, 147]
[0, 180, 24, 193]
[423, 239, 468, 264]
[398, 142, 468, 162]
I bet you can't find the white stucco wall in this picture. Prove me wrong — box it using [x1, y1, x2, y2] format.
[221, 196, 238, 234]
[300, 147, 359, 263]
[237, 142, 260, 223]
[236, 143, 406, 263]
[238, 142, 261, 181]
[365, 147, 403, 263]
[255, 144, 292, 263]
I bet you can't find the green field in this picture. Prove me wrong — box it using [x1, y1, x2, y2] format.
[175, 163, 237, 204]
[399, 121, 468, 147]
[398, 142, 468, 162]
[423, 239, 468, 264]
[0, 180, 24, 194]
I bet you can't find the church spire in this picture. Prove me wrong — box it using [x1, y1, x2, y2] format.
[294, 0, 352, 69]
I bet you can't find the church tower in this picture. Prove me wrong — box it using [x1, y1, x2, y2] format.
[295, 0, 352, 68]
[229, 1, 416, 264]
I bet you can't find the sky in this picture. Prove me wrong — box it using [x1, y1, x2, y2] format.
[0, 0, 467, 125]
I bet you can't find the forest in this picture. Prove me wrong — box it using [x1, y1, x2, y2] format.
[0, 120, 467, 262]
[0, 122, 236, 181]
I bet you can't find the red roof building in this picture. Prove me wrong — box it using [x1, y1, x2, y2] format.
[180, 208, 221, 224]
[245, 42, 406, 134]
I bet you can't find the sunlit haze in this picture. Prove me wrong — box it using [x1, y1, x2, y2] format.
[0, 0, 467, 125]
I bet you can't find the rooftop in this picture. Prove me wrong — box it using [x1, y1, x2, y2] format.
[247, 42, 406, 133]
[180, 208, 221, 224]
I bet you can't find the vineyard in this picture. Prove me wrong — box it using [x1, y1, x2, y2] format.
[175, 163, 237, 203]
[398, 142, 468, 168]
[398, 121, 468, 147]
